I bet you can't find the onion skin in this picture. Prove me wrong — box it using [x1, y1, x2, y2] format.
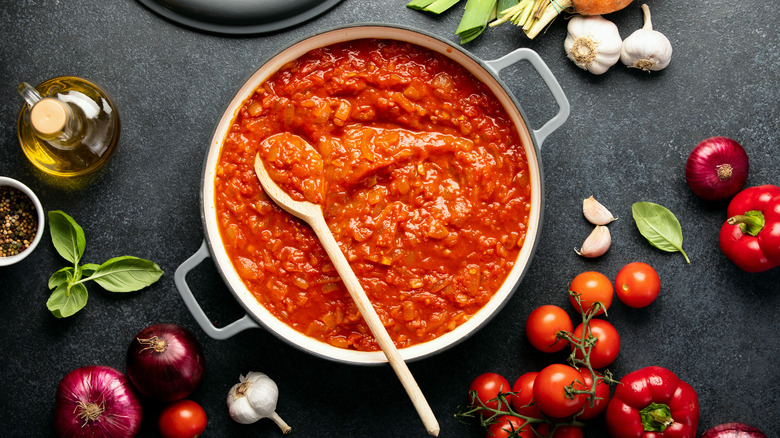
[54, 365, 142, 438]
[701, 422, 768, 438]
[685, 136, 749, 201]
[126, 323, 205, 402]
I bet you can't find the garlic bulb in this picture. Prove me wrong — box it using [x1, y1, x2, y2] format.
[583, 196, 617, 225]
[575, 225, 611, 258]
[620, 4, 672, 71]
[564, 15, 623, 75]
[227, 372, 291, 434]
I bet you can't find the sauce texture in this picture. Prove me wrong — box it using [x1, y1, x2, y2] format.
[214, 39, 532, 351]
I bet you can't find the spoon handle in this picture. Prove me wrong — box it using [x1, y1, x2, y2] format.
[308, 213, 440, 437]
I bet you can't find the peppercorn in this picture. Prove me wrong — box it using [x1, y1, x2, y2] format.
[0, 186, 38, 257]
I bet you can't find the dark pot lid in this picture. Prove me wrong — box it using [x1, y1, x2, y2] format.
[137, 0, 344, 34]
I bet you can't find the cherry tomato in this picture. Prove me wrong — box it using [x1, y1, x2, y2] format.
[469, 373, 511, 412]
[570, 319, 620, 369]
[576, 368, 610, 420]
[532, 364, 587, 419]
[569, 271, 613, 316]
[486, 415, 533, 438]
[510, 372, 542, 418]
[158, 399, 207, 438]
[525, 305, 573, 353]
[614, 262, 661, 308]
[535, 424, 584, 438]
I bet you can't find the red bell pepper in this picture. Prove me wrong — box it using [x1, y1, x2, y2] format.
[719, 184, 780, 273]
[605, 366, 698, 438]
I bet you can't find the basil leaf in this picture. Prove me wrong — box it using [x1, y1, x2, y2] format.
[47, 282, 88, 318]
[80, 263, 100, 278]
[632, 202, 691, 263]
[48, 211, 86, 264]
[48, 267, 74, 290]
[88, 256, 164, 292]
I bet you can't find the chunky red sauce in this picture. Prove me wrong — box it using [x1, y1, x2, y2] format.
[214, 39, 532, 351]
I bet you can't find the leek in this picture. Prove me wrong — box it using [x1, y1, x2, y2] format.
[406, 0, 461, 14]
[455, 0, 497, 44]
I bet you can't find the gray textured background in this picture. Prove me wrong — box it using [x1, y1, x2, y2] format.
[1, 0, 778, 436]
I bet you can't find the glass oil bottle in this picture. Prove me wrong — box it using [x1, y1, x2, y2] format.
[17, 76, 120, 177]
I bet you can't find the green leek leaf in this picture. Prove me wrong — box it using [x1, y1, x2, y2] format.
[407, 0, 438, 10]
[455, 0, 498, 43]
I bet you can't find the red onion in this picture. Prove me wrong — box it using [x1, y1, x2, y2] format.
[701, 422, 768, 438]
[126, 323, 205, 402]
[685, 136, 749, 201]
[54, 365, 142, 438]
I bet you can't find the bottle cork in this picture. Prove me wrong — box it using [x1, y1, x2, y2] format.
[30, 98, 69, 136]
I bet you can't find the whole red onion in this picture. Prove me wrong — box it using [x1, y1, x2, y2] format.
[685, 136, 749, 201]
[54, 365, 142, 438]
[701, 422, 768, 438]
[126, 323, 205, 402]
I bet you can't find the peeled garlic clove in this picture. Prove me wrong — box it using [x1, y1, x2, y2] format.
[575, 225, 611, 258]
[583, 196, 617, 225]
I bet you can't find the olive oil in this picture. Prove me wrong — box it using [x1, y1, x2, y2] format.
[17, 77, 120, 177]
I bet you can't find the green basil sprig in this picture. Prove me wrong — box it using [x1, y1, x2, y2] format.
[632, 202, 690, 264]
[46, 211, 164, 318]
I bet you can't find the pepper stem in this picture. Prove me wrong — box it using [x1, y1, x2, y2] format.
[727, 210, 765, 237]
[639, 402, 673, 432]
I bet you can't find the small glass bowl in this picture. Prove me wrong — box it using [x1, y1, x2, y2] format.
[0, 176, 45, 266]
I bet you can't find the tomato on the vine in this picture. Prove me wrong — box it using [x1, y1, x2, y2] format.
[469, 373, 511, 412]
[570, 319, 620, 369]
[525, 305, 573, 353]
[510, 372, 542, 419]
[532, 364, 587, 419]
[576, 368, 610, 420]
[486, 415, 533, 438]
[614, 262, 661, 308]
[569, 271, 613, 316]
[158, 399, 207, 438]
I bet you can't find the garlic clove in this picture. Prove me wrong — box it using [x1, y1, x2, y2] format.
[583, 196, 617, 225]
[620, 4, 673, 71]
[575, 225, 611, 258]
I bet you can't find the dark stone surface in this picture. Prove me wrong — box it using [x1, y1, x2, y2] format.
[1, 1, 778, 436]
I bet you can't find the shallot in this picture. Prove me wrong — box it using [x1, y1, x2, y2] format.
[54, 365, 142, 438]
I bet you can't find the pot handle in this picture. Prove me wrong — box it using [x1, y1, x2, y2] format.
[174, 240, 261, 340]
[484, 48, 570, 148]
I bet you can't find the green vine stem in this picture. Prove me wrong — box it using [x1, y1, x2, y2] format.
[454, 293, 619, 437]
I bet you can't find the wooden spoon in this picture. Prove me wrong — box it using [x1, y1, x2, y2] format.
[254, 136, 440, 437]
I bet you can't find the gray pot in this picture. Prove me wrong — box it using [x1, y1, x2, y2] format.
[175, 24, 569, 365]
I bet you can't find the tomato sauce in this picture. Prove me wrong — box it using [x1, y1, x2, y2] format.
[214, 39, 532, 351]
